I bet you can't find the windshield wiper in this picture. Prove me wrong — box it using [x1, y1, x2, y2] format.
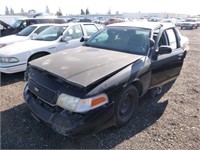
[32, 38, 45, 41]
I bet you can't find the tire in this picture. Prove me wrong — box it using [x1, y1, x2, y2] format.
[114, 85, 138, 127]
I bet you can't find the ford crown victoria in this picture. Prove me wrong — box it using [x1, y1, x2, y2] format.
[24, 22, 189, 136]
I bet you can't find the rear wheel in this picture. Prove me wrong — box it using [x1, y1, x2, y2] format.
[114, 85, 138, 127]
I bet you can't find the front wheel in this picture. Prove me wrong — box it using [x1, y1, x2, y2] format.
[114, 85, 138, 127]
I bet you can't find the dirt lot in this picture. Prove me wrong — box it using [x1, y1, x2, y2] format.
[1, 28, 200, 149]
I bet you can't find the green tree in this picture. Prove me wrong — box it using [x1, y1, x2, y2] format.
[45, 5, 50, 13]
[10, 8, 14, 14]
[56, 7, 62, 16]
[81, 9, 85, 15]
[86, 8, 90, 15]
[107, 9, 111, 14]
[21, 8, 24, 13]
[5, 6, 9, 15]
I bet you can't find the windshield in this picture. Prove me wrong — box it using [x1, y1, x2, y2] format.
[85, 27, 151, 55]
[12, 20, 23, 28]
[17, 26, 37, 36]
[32, 26, 68, 41]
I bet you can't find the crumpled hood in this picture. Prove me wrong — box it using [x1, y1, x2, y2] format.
[0, 35, 28, 45]
[0, 40, 56, 56]
[30, 46, 143, 87]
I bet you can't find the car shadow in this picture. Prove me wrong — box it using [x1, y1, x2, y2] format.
[0, 72, 25, 86]
[1, 80, 175, 149]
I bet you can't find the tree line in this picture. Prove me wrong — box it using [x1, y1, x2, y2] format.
[4, 6, 119, 16]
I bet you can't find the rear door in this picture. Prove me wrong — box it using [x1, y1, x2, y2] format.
[150, 27, 186, 87]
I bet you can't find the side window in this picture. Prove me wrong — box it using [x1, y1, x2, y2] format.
[83, 24, 98, 36]
[166, 29, 177, 49]
[38, 19, 50, 23]
[28, 20, 37, 26]
[20, 20, 27, 29]
[34, 26, 50, 34]
[158, 32, 168, 47]
[53, 19, 66, 24]
[65, 25, 83, 39]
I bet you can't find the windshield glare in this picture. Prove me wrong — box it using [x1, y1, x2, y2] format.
[86, 27, 151, 55]
[17, 26, 37, 36]
[33, 26, 68, 41]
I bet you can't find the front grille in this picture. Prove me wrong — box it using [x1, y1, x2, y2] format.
[28, 79, 57, 105]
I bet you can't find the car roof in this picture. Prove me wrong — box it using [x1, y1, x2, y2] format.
[107, 22, 175, 30]
[30, 23, 59, 27]
[48, 22, 97, 27]
[17, 18, 65, 20]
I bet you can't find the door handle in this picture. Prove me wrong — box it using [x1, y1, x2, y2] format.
[48, 47, 56, 50]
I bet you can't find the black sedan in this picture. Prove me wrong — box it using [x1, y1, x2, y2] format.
[24, 22, 189, 136]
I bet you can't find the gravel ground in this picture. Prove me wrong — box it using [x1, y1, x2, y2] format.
[0, 28, 200, 149]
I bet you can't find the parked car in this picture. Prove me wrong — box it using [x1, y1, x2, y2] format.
[23, 22, 189, 136]
[0, 22, 102, 74]
[180, 18, 198, 29]
[105, 18, 124, 25]
[161, 18, 177, 26]
[0, 18, 67, 37]
[0, 24, 55, 48]
[79, 18, 92, 22]
[0, 20, 15, 37]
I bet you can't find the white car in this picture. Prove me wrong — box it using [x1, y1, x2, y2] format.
[0, 22, 102, 74]
[0, 24, 55, 48]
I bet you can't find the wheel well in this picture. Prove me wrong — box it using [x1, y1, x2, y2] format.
[131, 81, 143, 96]
[28, 52, 50, 62]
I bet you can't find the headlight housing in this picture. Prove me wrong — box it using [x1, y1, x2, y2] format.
[0, 57, 19, 63]
[0, 43, 7, 48]
[56, 93, 108, 113]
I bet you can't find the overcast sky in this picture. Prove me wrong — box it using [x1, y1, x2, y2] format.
[0, 0, 199, 15]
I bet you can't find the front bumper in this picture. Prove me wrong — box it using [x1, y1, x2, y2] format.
[23, 85, 115, 136]
[181, 24, 194, 28]
[0, 63, 26, 74]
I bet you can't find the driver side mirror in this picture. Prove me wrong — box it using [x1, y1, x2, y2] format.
[80, 36, 89, 42]
[158, 46, 172, 55]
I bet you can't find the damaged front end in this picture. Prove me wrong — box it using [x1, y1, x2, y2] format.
[23, 66, 115, 136]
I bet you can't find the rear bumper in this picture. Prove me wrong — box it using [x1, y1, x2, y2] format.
[23, 85, 115, 136]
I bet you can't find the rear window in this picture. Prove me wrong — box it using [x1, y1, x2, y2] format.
[38, 19, 51, 23]
[52, 19, 67, 24]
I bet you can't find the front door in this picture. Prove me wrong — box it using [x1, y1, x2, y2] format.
[150, 28, 186, 87]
